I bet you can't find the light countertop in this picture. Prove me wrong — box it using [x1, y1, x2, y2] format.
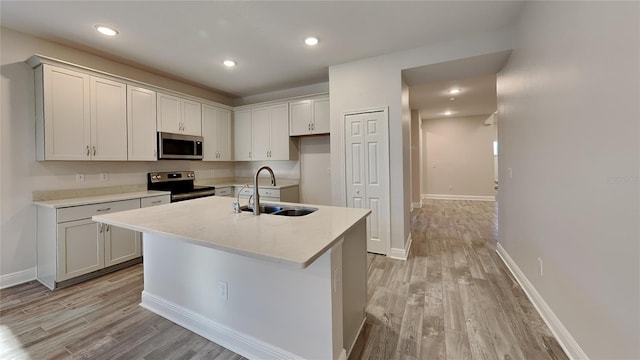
[93, 196, 369, 268]
[33, 190, 171, 208]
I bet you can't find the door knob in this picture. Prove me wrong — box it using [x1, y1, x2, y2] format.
[356, 189, 360, 194]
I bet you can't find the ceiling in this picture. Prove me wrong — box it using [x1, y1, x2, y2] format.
[1, 1, 525, 99]
[406, 51, 512, 119]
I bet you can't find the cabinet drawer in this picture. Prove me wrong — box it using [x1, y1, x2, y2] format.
[57, 199, 140, 223]
[141, 195, 171, 208]
[216, 187, 232, 197]
[237, 187, 280, 198]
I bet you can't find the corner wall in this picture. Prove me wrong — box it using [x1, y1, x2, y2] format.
[497, 2, 639, 358]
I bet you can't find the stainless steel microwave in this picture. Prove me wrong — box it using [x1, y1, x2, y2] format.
[157, 132, 204, 160]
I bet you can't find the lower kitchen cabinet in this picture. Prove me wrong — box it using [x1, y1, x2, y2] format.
[215, 186, 233, 197]
[235, 185, 299, 203]
[36, 198, 143, 290]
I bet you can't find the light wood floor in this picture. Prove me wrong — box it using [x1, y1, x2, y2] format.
[1, 199, 567, 359]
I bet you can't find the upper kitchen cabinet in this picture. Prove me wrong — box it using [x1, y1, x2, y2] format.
[234, 109, 252, 161]
[156, 92, 202, 136]
[35, 64, 127, 161]
[127, 85, 157, 161]
[289, 96, 329, 136]
[202, 104, 233, 161]
[234, 103, 298, 161]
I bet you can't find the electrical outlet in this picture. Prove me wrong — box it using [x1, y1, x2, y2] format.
[99, 173, 109, 182]
[218, 281, 228, 300]
[508, 167, 513, 179]
[538, 257, 543, 277]
[76, 173, 85, 182]
[449, 185, 453, 191]
[327, 167, 331, 175]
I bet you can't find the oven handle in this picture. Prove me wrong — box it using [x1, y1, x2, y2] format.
[171, 191, 216, 202]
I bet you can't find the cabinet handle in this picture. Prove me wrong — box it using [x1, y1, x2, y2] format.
[312, 123, 315, 131]
[86, 145, 90, 156]
[96, 207, 111, 212]
[151, 200, 162, 204]
[308, 123, 311, 131]
[93, 146, 97, 156]
[105, 224, 110, 232]
[249, 151, 251, 158]
[99, 223, 103, 233]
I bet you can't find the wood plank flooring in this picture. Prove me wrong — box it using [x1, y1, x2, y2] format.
[349, 199, 568, 360]
[0, 199, 568, 359]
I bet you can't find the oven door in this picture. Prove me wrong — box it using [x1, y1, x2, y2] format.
[158, 132, 203, 160]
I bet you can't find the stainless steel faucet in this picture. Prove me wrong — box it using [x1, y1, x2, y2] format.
[253, 166, 277, 215]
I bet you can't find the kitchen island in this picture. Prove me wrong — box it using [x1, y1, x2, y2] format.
[93, 196, 370, 360]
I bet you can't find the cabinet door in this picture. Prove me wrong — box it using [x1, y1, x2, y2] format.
[252, 107, 271, 160]
[104, 224, 141, 267]
[217, 108, 233, 161]
[90, 76, 127, 160]
[289, 100, 311, 136]
[157, 92, 181, 133]
[269, 103, 290, 160]
[312, 98, 330, 134]
[234, 109, 252, 161]
[57, 219, 103, 281]
[42, 65, 91, 160]
[201, 104, 219, 161]
[127, 85, 157, 161]
[181, 99, 202, 136]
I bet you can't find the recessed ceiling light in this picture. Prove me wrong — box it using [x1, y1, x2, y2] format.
[95, 25, 119, 36]
[223, 60, 236, 67]
[305, 37, 319, 46]
[448, 88, 461, 95]
[444, 111, 452, 116]
[449, 97, 455, 101]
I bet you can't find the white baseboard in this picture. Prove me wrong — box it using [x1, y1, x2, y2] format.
[141, 291, 306, 360]
[389, 233, 412, 260]
[422, 194, 495, 201]
[495, 243, 589, 360]
[0, 267, 36, 289]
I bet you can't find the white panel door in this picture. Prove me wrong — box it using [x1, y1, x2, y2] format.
[104, 224, 141, 267]
[43, 65, 91, 160]
[90, 76, 127, 160]
[127, 85, 157, 161]
[181, 99, 202, 136]
[269, 103, 290, 159]
[57, 219, 103, 281]
[217, 108, 232, 160]
[344, 110, 390, 255]
[202, 104, 219, 161]
[289, 100, 311, 136]
[234, 109, 252, 161]
[251, 107, 271, 160]
[157, 92, 181, 134]
[312, 98, 330, 134]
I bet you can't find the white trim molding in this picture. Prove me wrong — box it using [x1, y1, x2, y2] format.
[389, 233, 412, 260]
[496, 243, 589, 360]
[141, 291, 306, 360]
[422, 194, 495, 201]
[0, 267, 36, 289]
[411, 201, 422, 210]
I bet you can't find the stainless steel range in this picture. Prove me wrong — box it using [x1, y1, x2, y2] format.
[147, 171, 215, 202]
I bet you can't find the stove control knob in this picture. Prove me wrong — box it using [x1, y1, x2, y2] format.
[188, 173, 194, 178]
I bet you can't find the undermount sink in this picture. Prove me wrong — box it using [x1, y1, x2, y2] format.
[239, 203, 318, 217]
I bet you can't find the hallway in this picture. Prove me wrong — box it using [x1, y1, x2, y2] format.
[349, 199, 568, 359]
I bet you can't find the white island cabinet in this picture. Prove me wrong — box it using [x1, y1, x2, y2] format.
[94, 196, 369, 360]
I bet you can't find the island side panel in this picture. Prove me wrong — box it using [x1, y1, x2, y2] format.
[342, 218, 368, 355]
[141, 232, 341, 360]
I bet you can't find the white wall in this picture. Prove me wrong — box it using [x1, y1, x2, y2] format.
[497, 2, 639, 359]
[233, 160, 300, 180]
[0, 28, 234, 278]
[410, 110, 422, 206]
[299, 136, 332, 206]
[422, 115, 495, 198]
[329, 28, 514, 252]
